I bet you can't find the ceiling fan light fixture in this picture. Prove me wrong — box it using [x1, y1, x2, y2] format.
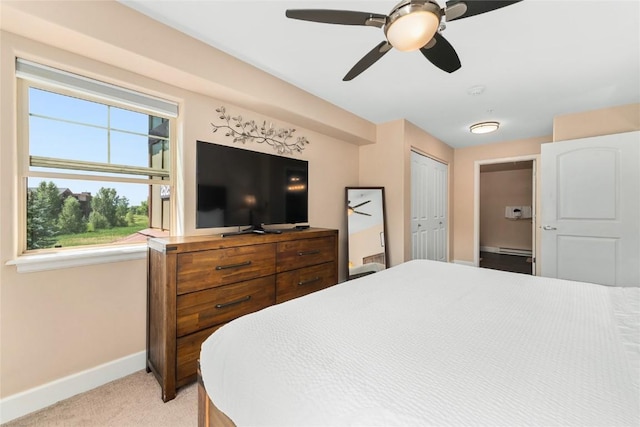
[470, 121, 500, 134]
[385, 1, 442, 52]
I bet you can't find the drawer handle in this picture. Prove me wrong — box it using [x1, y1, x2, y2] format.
[297, 250, 320, 256]
[298, 276, 321, 286]
[215, 260, 252, 271]
[215, 295, 251, 309]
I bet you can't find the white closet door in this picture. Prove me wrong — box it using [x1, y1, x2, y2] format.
[411, 151, 448, 261]
[541, 131, 640, 286]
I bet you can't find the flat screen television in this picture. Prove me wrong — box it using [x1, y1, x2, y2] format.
[196, 141, 308, 231]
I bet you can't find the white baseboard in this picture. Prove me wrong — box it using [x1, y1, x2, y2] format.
[480, 246, 532, 257]
[0, 350, 146, 424]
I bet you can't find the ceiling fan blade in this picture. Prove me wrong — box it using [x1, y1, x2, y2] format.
[352, 200, 371, 209]
[445, 1, 523, 21]
[419, 33, 461, 73]
[343, 41, 392, 81]
[285, 9, 387, 27]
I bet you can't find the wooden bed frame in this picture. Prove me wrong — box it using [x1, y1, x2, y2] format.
[197, 364, 236, 427]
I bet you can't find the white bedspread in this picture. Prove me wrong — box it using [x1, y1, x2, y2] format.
[201, 260, 640, 426]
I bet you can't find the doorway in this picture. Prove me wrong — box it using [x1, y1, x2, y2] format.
[411, 150, 448, 261]
[475, 156, 537, 275]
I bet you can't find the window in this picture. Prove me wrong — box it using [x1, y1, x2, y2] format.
[17, 59, 176, 252]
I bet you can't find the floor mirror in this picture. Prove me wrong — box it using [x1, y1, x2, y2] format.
[346, 187, 389, 280]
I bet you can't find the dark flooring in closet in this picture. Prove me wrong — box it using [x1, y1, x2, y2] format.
[479, 251, 532, 275]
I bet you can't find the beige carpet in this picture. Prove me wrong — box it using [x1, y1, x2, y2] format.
[3, 371, 197, 427]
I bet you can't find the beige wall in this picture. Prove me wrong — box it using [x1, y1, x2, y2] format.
[452, 136, 550, 264]
[0, 261, 147, 396]
[0, 1, 365, 399]
[359, 120, 405, 266]
[554, 103, 640, 142]
[359, 120, 454, 266]
[0, 1, 375, 147]
[453, 102, 640, 266]
[348, 225, 385, 268]
[480, 169, 533, 251]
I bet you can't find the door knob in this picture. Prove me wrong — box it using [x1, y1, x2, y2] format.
[542, 225, 557, 230]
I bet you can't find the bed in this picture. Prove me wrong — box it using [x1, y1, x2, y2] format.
[198, 259, 639, 426]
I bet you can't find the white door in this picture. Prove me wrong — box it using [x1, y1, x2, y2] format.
[541, 131, 640, 286]
[411, 151, 448, 261]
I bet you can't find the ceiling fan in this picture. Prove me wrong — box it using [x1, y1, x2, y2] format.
[285, 1, 523, 80]
[348, 200, 372, 216]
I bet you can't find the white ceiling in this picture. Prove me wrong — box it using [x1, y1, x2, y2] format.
[119, 0, 640, 148]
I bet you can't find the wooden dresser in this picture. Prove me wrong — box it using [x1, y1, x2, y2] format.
[146, 228, 338, 401]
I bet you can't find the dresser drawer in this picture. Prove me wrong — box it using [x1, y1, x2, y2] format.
[177, 243, 276, 294]
[177, 275, 275, 337]
[148, 228, 338, 402]
[176, 325, 221, 386]
[276, 261, 336, 303]
[276, 236, 336, 272]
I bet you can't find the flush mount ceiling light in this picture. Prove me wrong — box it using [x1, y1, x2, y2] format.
[470, 121, 500, 134]
[385, 1, 442, 52]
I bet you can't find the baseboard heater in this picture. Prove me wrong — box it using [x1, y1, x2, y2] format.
[498, 247, 532, 257]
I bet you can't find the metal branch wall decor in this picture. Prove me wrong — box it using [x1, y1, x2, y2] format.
[211, 106, 309, 155]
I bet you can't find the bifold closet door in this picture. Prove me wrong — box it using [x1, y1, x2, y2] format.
[411, 151, 448, 262]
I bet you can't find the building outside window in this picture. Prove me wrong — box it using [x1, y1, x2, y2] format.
[17, 59, 176, 252]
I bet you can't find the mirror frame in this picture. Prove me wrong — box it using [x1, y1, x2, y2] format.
[345, 186, 389, 280]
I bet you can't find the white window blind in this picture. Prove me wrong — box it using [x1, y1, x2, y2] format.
[16, 58, 178, 118]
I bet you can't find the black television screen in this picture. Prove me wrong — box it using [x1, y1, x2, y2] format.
[196, 141, 308, 229]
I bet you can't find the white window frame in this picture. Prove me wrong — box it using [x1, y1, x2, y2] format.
[8, 59, 177, 273]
